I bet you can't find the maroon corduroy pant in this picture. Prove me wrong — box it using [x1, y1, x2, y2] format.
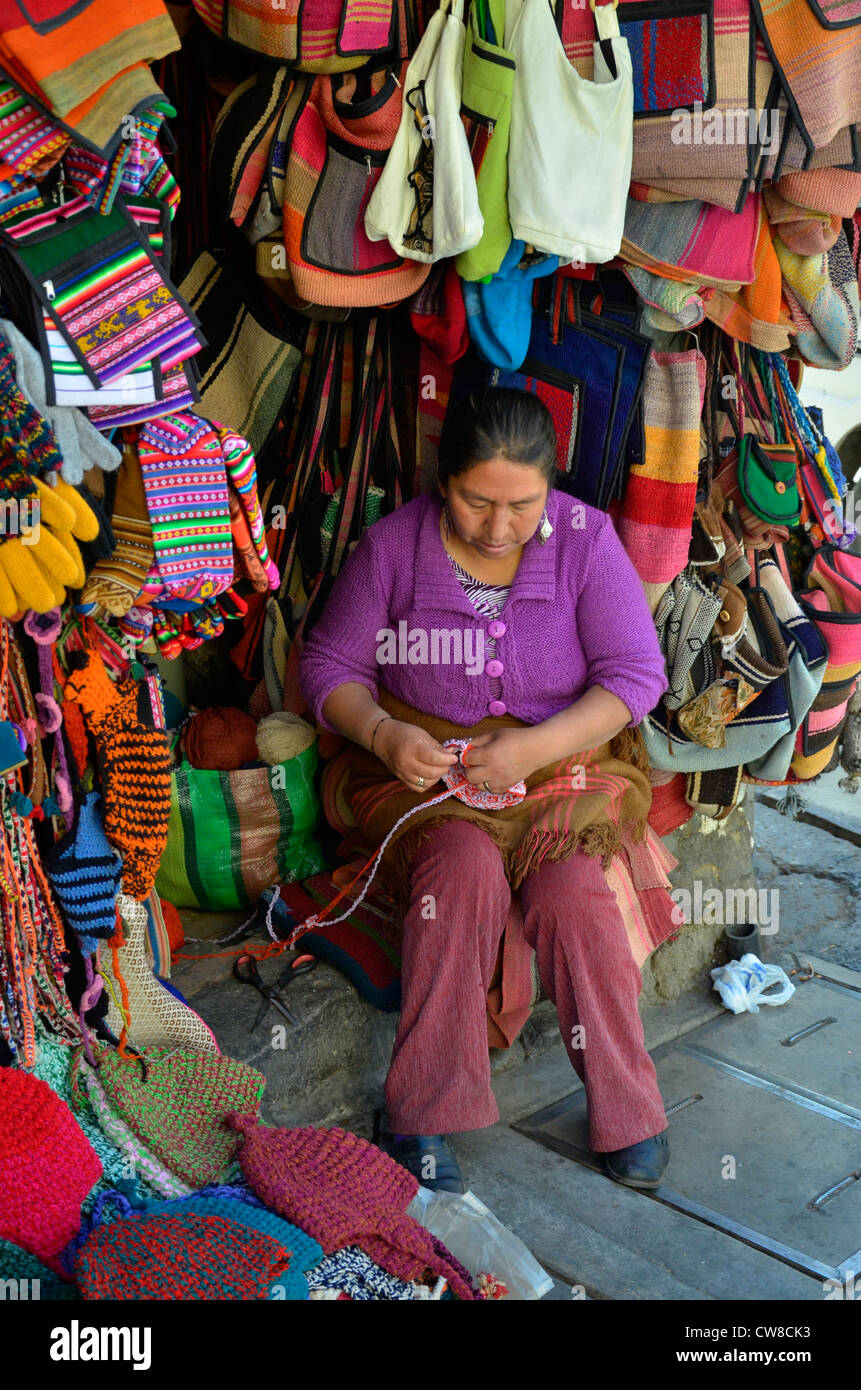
[385, 820, 667, 1150]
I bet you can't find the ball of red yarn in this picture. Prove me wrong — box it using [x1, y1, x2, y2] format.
[158, 897, 185, 956]
[184, 707, 259, 771]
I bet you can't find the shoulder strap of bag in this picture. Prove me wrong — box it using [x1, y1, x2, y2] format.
[591, 0, 621, 74]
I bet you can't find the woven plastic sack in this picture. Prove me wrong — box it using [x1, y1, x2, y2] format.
[155, 745, 327, 910]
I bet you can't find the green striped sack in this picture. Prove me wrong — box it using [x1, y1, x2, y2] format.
[155, 745, 327, 910]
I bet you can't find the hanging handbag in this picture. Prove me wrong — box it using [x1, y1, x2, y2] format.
[744, 555, 827, 781]
[454, 0, 515, 282]
[283, 64, 431, 307]
[737, 435, 802, 526]
[461, 273, 649, 510]
[791, 543, 861, 779]
[364, 0, 483, 264]
[505, 0, 633, 264]
[178, 249, 306, 455]
[641, 574, 815, 774]
[208, 66, 309, 239]
[194, 0, 398, 73]
[713, 344, 798, 547]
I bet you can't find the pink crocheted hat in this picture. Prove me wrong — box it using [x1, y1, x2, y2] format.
[227, 1116, 478, 1300]
[0, 1067, 102, 1272]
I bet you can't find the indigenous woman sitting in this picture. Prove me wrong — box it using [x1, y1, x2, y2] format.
[300, 388, 673, 1194]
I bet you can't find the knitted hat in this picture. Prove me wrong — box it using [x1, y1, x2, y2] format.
[44, 791, 123, 945]
[63, 648, 171, 900]
[95, 1047, 265, 1187]
[0, 1239, 79, 1300]
[137, 1193, 323, 1298]
[74, 1062, 194, 1201]
[75, 1213, 290, 1300]
[0, 1067, 102, 1272]
[228, 1119, 478, 1300]
[81, 442, 155, 617]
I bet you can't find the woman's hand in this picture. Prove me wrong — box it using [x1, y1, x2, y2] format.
[461, 729, 543, 793]
[375, 718, 458, 792]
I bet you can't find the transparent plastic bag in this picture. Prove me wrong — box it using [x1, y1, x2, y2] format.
[710, 953, 796, 1015]
[407, 1187, 553, 1300]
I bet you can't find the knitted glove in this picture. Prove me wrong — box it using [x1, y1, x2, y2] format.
[0, 319, 122, 484]
[0, 477, 100, 616]
[63, 649, 171, 901]
[0, 336, 101, 615]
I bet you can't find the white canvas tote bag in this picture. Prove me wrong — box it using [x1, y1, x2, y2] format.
[505, 0, 633, 264]
[364, 0, 483, 263]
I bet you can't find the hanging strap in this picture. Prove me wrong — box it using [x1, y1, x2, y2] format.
[591, 0, 621, 75]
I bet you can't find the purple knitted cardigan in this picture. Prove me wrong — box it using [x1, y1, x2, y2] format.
[300, 489, 668, 732]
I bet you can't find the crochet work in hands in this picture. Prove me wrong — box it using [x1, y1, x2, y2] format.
[62, 648, 171, 900]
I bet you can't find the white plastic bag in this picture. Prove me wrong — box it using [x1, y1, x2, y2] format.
[407, 1186, 553, 1300]
[710, 953, 796, 1015]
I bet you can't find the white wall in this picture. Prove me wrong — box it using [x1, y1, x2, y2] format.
[799, 355, 861, 449]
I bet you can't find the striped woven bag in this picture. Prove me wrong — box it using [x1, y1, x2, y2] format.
[282, 64, 430, 307]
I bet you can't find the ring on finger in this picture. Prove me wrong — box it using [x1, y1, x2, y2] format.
[417, 775, 425, 788]
[483, 779, 492, 793]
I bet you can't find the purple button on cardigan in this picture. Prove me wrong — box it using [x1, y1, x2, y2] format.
[488, 700, 507, 717]
[487, 619, 506, 639]
[486, 659, 504, 678]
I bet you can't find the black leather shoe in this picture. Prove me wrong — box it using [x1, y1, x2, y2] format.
[386, 1134, 465, 1193]
[602, 1130, 670, 1189]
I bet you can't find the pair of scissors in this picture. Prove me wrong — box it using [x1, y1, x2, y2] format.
[233, 952, 316, 1028]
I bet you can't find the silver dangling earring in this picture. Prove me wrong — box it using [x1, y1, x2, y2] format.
[537, 511, 553, 545]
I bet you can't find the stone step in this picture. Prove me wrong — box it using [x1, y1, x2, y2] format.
[171, 908, 723, 1133]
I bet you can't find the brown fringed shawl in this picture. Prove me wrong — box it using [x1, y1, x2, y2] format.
[345, 689, 653, 906]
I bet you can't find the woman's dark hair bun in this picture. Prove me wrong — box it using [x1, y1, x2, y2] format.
[437, 387, 557, 487]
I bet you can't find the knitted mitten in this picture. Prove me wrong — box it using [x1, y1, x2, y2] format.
[0, 334, 101, 613]
[0, 317, 121, 484]
[219, 427, 279, 589]
[228, 479, 269, 591]
[63, 649, 171, 900]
